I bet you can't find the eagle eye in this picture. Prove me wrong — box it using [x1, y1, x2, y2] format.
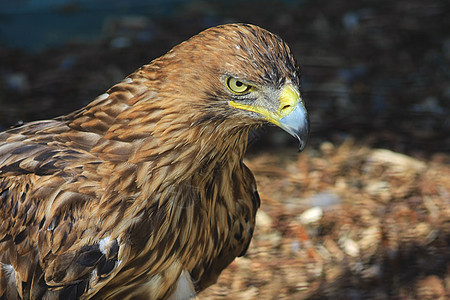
[226, 77, 252, 94]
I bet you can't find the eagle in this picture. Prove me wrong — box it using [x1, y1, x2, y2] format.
[0, 24, 308, 299]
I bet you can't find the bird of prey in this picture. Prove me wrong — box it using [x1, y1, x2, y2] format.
[0, 23, 308, 299]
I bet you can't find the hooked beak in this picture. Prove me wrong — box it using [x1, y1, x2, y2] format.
[276, 84, 309, 151]
[278, 100, 309, 151]
[229, 83, 309, 151]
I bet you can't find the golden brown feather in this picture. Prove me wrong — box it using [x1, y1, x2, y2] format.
[0, 24, 308, 299]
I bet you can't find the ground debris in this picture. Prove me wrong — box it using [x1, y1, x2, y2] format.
[200, 141, 450, 299]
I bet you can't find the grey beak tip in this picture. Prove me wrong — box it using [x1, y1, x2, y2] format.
[278, 102, 309, 152]
[298, 140, 306, 152]
[296, 131, 309, 152]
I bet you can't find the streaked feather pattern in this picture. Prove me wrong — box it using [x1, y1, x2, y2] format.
[0, 23, 304, 299]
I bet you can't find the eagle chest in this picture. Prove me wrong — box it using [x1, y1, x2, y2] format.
[183, 169, 258, 289]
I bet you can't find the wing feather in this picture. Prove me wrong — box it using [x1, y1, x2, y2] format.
[0, 120, 129, 299]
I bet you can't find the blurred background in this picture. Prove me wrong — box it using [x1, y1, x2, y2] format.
[0, 0, 449, 299]
[0, 0, 448, 155]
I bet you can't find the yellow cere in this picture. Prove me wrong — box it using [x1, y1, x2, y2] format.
[278, 84, 300, 117]
[230, 84, 300, 126]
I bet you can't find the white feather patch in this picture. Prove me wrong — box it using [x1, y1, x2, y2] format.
[168, 270, 196, 300]
[99, 236, 111, 255]
[97, 93, 110, 101]
[1, 263, 15, 276]
[1, 263, 16, 286]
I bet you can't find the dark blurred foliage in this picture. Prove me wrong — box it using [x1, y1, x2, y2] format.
[0, 0, 449, 156]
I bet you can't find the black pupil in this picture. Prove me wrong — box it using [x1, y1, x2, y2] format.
[235, 81, 243, 87]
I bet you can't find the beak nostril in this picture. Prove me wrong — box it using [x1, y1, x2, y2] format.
[281, 105, 291, 111]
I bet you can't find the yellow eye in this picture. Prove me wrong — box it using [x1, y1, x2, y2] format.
[226, 77, 252, 94]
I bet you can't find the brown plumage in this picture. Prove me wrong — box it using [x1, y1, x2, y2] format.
[0, 24, 308, 299]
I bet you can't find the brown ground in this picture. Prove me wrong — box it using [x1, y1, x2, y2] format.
[200, 141, 449, 299]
